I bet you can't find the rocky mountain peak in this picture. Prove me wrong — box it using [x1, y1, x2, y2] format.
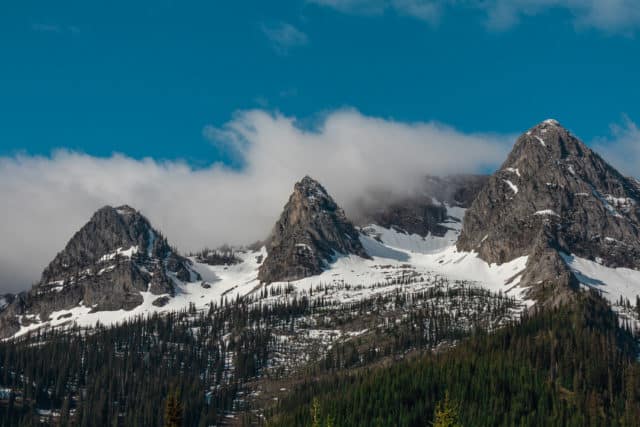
[288, 175, 336, 218]
[258, 176, 370, 283]
[0, 204, 197, 338]
[39, 205, 164, 283]
[457, 120, 640, 305]
[114, 204, 137, 215]
[507, 119, 590, 163]
[298, 174, 329, 195]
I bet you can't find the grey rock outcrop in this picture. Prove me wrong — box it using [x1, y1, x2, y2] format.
[457, 119, 640, 304]
[258, 176, 370, 283]
[0, 205, 198, 338]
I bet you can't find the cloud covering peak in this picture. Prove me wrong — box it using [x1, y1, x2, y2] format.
[0, 109, 515, 293]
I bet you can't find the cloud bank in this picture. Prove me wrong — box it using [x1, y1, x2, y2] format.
[309, 0, 640, 33]
[0, 109, 513, 293]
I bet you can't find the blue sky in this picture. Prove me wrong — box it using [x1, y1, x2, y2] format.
[2, 0, 640, 165]
[2, 0, 640, 291]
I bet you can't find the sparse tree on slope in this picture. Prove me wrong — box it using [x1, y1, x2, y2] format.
[164, 390, 183, 427]
[432, 392, 462, 427]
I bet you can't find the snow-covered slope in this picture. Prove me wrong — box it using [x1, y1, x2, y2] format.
[10, 204, 640, 339]
[10, 205, 536, 339]
[561, 253, 640, 328]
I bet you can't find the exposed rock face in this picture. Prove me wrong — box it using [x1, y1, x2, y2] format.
[0, 294, 25, 339]
[457, 119, 640, 304]
[258, 176, 370, 283]
[354, 175, 488, 237]
[0, 205, 197, 337]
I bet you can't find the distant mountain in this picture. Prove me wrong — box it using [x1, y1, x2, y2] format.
[458, 119, 640, 305]
[0, 205, 198, 338]
[353, 174, 488, 237]
[258, 176, 370, 283]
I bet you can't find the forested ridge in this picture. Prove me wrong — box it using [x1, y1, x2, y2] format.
[267, 292, 640, 427]
[0, 283, 518, 426]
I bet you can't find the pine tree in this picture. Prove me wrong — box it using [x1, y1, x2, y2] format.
[432, 392, 462, 427]
[325, 414, 335, 427]
[164, 390, 183, 427]
[311, 398, 321, 427]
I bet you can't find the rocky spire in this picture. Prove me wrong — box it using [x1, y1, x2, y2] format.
[258, 176, 370, 283]
[457, 119, 640, 304]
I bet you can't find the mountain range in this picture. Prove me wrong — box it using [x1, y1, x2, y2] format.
[1, 119, 640, 340]
[2, 119, 640, 426]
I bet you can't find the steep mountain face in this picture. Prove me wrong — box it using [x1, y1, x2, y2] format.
[457, 119, 640, 303]
[258, 176, 370, 283]
[354, 175, 488, 237]
[0, 205, 197, 338]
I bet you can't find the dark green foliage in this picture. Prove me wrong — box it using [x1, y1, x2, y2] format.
[2, 283, 638, 427]
[0, 301, 272, 427]
[268, 292, 640, 427]
[0, 281, 521, 426]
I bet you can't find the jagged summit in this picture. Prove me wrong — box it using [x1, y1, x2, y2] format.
[258, 176, 370, 283]
[297, 175, 330, 198]
[114, 204, 137, 215]
[508, 119, 591, 161]
[0, 204, 197, 338]
[458, 120, 640, 304]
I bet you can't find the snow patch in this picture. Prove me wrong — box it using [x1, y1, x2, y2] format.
[99, 246, 139, 262]
[505, 167, 521, 177]
[534, 136, 546, 147]
[534, 210, 559, 217]
[503, 179, 519, 194]
[591, 188, 623, 218]
[561, 253, 640, 309]
[360, 224, 458, 256]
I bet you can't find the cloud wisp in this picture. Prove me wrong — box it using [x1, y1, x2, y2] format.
[592, 115, 640, 179]
[261, 22, 309, 55]
[309, 0, 443, 25]
[0, 109, 513, 293]
[308, 0, 640, 33]
[31, 23, 80, 34]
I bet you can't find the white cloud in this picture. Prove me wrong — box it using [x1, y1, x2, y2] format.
[309, 0, 443, 24]
[592, 116, 640, 179]
[309, 0, 388, 15]
[391, 0, 442, 24]
[309, 0, 640, 33]
[480, 0, 640, 33]
[0, 109, 512, 293]
[261, 22, 309, 55]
